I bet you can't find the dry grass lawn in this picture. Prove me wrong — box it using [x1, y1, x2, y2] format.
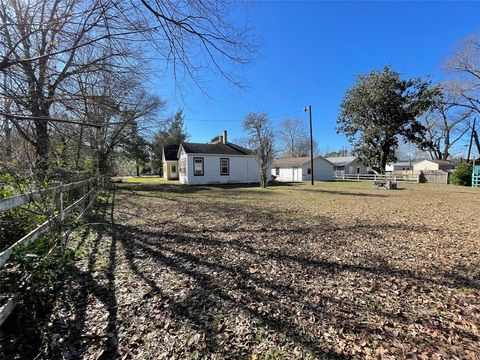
[3, 181, 480, 359]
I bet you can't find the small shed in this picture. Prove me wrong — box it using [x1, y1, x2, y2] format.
[272, 156, 333, 182]
[413, 159, 456, 172]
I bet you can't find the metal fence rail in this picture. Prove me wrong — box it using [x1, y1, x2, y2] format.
[0, 176, 105, 325]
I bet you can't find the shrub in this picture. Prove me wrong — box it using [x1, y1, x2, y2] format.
[9, 236, 75, 317]
[451, 163, 472, 186]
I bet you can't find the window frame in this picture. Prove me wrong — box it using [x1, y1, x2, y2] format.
[220, 157, 230, 176]
[193, 157, 204, 176]
[171, 165, 177, 173]
[307, 168, 311, 175]
[275, 167, 280, 176]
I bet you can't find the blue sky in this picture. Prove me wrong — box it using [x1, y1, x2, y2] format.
[149, 1, 480, 155]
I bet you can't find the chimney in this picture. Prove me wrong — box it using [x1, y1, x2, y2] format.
[223, 130, 227, 144]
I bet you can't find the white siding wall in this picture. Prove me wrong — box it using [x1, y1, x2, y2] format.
[345, 161, 369, 174]
[311, 158, 334, 180]
[179, 151, 260, 185]
[272, 158, 333, 182]
[413, 160, 439, 171]
[272, 166, 297, 181]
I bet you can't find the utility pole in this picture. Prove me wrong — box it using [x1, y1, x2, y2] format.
[304, 105, 314, 185]
[467, 118, 476, 162]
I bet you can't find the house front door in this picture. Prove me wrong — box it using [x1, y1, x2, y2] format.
[171, 165, 178, 178]
[293, 167, 299, 181]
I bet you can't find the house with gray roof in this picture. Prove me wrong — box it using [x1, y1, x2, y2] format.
[177, 130, 261, 185]
[385, 160, 416, 173]
[325, 156, 370, 174]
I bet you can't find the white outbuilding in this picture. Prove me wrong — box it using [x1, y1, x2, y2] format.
[413, 159, 456, 172]
[272, 156, 333, 182]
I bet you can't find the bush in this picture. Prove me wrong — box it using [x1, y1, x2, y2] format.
[451, 163, 472, 186]
[8, 236, 75, 316]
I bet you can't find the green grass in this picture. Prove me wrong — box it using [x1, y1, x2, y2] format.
[119, 176, 168, 184]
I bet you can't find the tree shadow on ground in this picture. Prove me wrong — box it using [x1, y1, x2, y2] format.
[114, 181, 301, 195]
[6, 183, 478, 359]
[105, 216, 479, 357]
[0, 189, 120, 360]
[90, 189, 478, 357]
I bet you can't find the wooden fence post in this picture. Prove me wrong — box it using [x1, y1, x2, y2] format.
[60, 186, 64, 221]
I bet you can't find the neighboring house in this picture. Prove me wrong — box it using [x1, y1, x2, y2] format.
[178, 131, 261, 185]
[272, 156, 333, 182]
[385, 160, 415, 172]
[162, 144, 180, 180]
[413, 159, 456, 172]
[325, 156, 370, 174]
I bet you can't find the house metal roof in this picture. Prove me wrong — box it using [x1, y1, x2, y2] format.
[325, 156, 357, 166]
[180, 142, 252, 156]
[390, 161, 415, 167]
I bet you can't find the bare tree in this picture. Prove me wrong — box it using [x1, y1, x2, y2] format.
[243, 112, 275, 188]
[443, 33, 480, 115]
[277, 118, 317, 157]
[421, 90, 472, 160]
[397, 141, 427, 162]
[0, 0, 255, 176]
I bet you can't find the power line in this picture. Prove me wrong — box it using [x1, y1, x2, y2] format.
[0, 112, 102, 128]
[183, 110, 304, 123]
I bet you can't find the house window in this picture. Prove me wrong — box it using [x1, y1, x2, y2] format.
[171, 165, 177, 173]
[193, 157, 204, 176]
[275, 167, 280, 176]
[356, 167, 360, 174]
[220, 158, 229, 175]
[307, 168, 311, 175]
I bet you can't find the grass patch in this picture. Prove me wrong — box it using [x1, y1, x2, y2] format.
[119, 176, 168, 183]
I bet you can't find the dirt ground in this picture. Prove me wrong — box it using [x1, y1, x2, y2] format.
[2, 181, 480, 359]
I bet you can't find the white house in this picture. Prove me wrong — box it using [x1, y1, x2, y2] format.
[272, 156, 333, 182]
[385, 160, 415, 173]
[413, 159, 456, 172]
[178, 131, 261, 185]
[325, 156, 370, 174]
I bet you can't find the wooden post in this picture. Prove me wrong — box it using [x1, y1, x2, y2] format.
[83, 184, 86, 210]
[60, 187, 64, 221]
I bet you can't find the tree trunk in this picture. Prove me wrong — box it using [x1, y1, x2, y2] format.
[98, 150, 110, 175]
[35, 119, 49, 176]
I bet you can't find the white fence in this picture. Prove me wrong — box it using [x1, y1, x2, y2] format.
[0, 176, 105, 325]
[334, 173, 419, 183]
